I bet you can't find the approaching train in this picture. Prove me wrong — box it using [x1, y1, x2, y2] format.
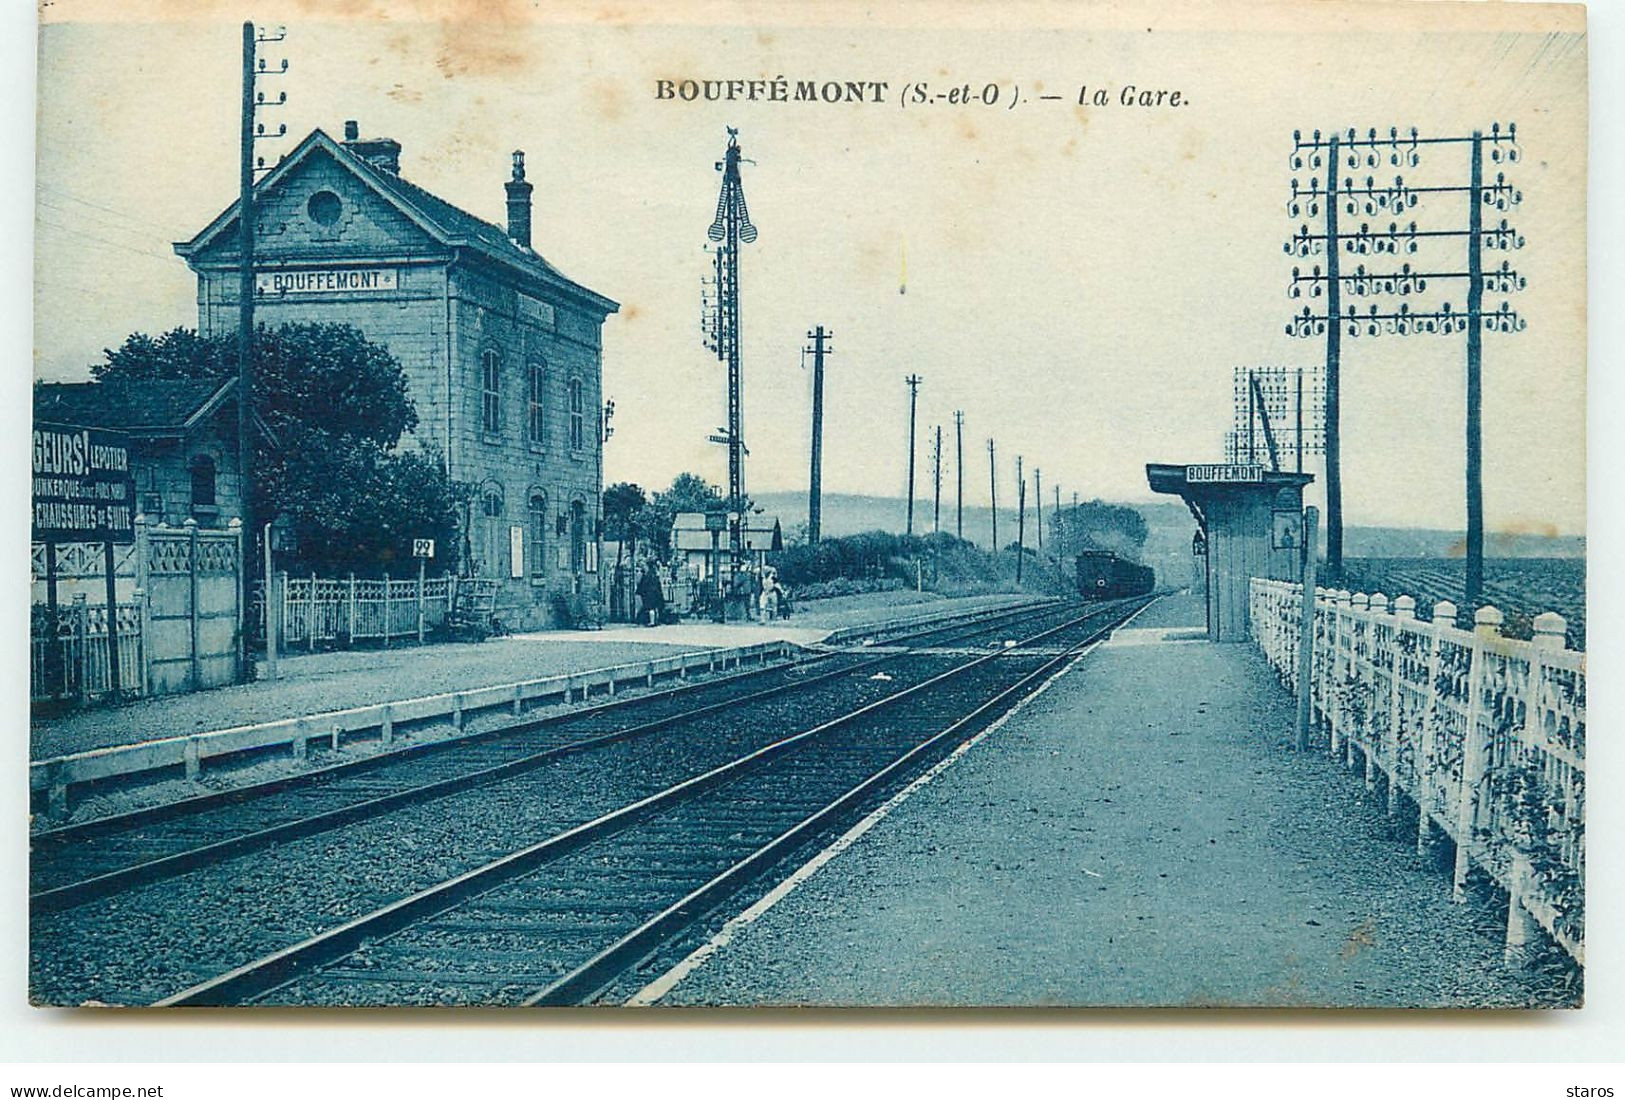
[1075, 550, 1156, 600]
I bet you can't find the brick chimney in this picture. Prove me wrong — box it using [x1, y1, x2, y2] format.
[341, 119, 401, 174]
[505, 150, 533, 249]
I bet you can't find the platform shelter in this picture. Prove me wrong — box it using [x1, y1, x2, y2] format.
[1146, 463, 1313, 642]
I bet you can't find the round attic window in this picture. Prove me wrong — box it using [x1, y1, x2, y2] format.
[306, 190, 342, 226]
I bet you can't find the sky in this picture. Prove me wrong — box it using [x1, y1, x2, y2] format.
[32, 2, 1588, 535]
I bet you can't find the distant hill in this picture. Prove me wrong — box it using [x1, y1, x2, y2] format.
[749, 491, 1585, 571]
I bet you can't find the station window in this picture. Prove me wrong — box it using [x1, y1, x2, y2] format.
[527, 491, 548, 578]
[306, 190, 342, 227]
[568, 377, 585, 452]
[528, 363, 546, 446]
[189, 455, 217, 509]
[481, 350, 502, 436]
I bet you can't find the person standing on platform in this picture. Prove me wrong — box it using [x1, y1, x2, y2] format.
[636, 560, 666, 627]
[759, 567, 781, 620]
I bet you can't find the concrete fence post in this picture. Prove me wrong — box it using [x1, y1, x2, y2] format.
[70, 593, 88, 706]
[348, 573, 358, 643]
[1416, 599, 1455, 862]
[1354, 590, 1376, 790]
[186, 519, 202, 691]
[417, 561, 427, 645]
[134, 586, 151, 698]
[1532, 612, 1568, 652]
[1497, 609, 1568, 966]
[380, 703, 395, 746]
[1295, 507, 1318, 752]
[1380, 593, 1403, 816]
[228, 518, 244, 684]
[1504, 857, 1543, 969]
[1453, 604, 1503, 901]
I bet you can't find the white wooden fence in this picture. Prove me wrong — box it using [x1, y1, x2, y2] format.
[276, 573, 457, 648]
[1250, 578, 1585, 966]
[30, 597, 145, 704]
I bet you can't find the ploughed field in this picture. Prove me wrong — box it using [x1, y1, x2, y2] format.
[1335, 557, 1585, 649]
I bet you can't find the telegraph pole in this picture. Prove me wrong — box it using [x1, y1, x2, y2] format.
[953, 410, 965, 540]
[904, 374, 922, 536]
[237, 22, 287, 680]
[1323, 134, 1343, 576]
[987, 438, 998, 552]
[238, 23, 256, 679]
[1465, 131, 1485, 607]
[804, 325, 831, 543]
[1287, 123, 1525, 607]
[1015, 455, 1026, 584]
[1054, 483, 1062, 554]
[1034, 466, 1043, 554]
[931, 424, 943, 534]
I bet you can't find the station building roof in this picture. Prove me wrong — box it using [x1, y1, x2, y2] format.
[34, 378, 237, 438]
[174, 127, 618, 317]
[1146, 462, 1314, 497]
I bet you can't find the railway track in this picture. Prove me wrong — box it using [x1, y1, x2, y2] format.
[152, 597, 1148, 1007]
[30, 600, 1072, 915]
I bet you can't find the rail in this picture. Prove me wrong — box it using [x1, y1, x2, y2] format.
[1250, 578, 1585, 965]
[818, 597, 1055, 647]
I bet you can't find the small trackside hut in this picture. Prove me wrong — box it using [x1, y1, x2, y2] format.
[1146, 462, 1313, 642]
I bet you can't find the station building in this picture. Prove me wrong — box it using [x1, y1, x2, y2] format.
[175, 122, 619, 629]
[34, 377, 244, 531]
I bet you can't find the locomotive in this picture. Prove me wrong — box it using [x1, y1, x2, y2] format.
[1075, 550, 1156, 600]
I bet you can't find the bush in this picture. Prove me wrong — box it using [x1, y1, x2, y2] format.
[769, 530, 1074, 599]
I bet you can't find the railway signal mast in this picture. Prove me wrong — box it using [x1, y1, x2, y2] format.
[701, 128, 759, 568]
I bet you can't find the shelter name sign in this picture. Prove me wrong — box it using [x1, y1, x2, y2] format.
[1185, 463, 1264, 484]
[32, 422, 136, 541]
[256, 268, 398, 295]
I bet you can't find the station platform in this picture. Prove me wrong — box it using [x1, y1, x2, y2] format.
[30, 591, 1031, 761]
[653, 592, 1556, 1009]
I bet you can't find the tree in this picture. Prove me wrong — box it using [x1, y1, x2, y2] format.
[279, 443, 461, 574]
[602, 482, 649, 571]
[646, 472, 730, 561]
[96, 323, 452, 575]
[97, 323, 416, 449]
